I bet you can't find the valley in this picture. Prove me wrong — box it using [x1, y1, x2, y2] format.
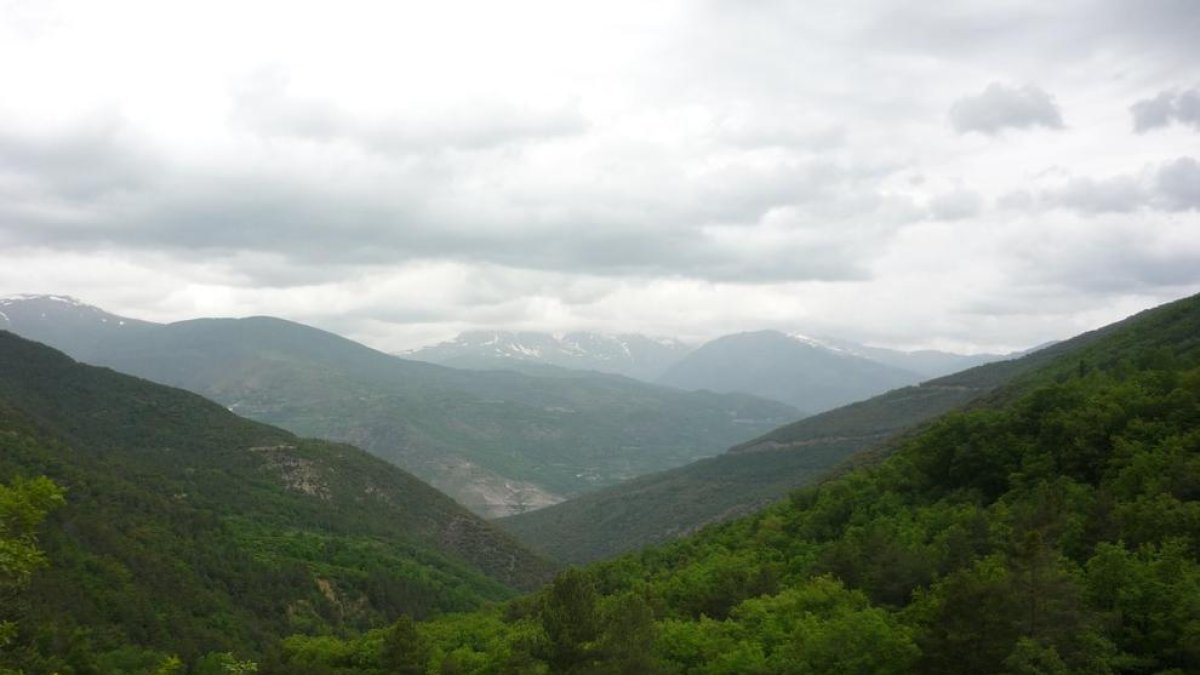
[0, 296, 798, 517]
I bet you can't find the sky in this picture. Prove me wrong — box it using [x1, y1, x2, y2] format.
[1, 0, 1198, 353]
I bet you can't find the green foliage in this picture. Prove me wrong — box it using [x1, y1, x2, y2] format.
[381, 616, 427, 675]
[0, 475, 64, 595]
[294, 291, 1200, 674]
[0, 331, 553, 670]
[0, 475, 64, 673]
[539, 569, 601, 671]
[9, 285, 1200, 673]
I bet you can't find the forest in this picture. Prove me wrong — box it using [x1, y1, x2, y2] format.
[267, 294, 1200, 673]
[3, 295, 1197, 673]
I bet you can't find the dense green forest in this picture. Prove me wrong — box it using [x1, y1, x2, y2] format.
[272, 294, 1200, 673]
[0, 332, 553, 673]
[3, 294, 1199, 673]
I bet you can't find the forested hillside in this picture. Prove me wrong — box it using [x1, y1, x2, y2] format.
[278, 292, 1200, 673]
[0, 332, 554, 673]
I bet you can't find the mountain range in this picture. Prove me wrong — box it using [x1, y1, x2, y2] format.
[407, 326, 1013, 413]
[404, 330, 692, 380]
[0, 295, 797, 517]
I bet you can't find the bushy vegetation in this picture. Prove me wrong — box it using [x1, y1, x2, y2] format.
[0, 332, 553, 672]
[5, 294, 1200, 672]
[279, 294, 1200, 673]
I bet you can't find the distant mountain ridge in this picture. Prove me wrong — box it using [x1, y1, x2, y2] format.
[814, 335, 1012, 378]
[407, 327, 1014, 411]
[500, 327, 1080, 564]
[655, 330, 927, 413]
[0, 295, 797, 518]
[405, 330, 692, 380]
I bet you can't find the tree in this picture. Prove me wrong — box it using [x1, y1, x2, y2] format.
[540, 568, 601, 673]
[0, 476, 65, 663]
[381, 615, 428, 675]
[597, 593, 660, 675]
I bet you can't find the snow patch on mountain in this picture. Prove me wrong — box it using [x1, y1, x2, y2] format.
[406, 330, 694, 381]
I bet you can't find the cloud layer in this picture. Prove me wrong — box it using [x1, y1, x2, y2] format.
[1, 0, 1199, 353]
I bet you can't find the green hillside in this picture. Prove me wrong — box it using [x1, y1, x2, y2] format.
[277, 291, 1200, 673]
[0, 331, 555, 672]
[1, 298, 798, 517]
[499, 319, 1106, 564]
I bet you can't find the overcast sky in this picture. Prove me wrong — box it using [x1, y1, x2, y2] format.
[1, 0, 1198, 353]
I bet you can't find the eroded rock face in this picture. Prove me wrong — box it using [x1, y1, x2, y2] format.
[251, 445, 332, 500]
[425, 458, 564, 519]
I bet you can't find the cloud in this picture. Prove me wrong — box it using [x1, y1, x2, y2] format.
[0, 105, 911, 286]
[1050, 175, 1148, 214]
[2, 0, 1199, 355]
[949, 83, 1064, 135]
[1157, 157, 1200, 210]
[0, 110, 157, 201]
[928, 189, 983, 220]
[1008, 158, 1200, 215]
[230, 68, 588, 154]
[1132, 86, 1200, 132]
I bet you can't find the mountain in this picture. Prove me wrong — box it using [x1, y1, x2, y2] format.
[816, 337, 1012, 378]
[0, 293, 157, 359]
[0, 330, 555, 668]
[0, 296, 798, 517]
[406, 328, 1010, 384]
[275, 291, 1200, 674]
[405, 330, 692, 381]
[656, 330, 925, 412]
[500, 322, 1095, 563]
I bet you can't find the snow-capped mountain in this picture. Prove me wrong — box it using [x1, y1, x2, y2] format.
[404, 330, 694, 381]
[0, 294, 157, 361]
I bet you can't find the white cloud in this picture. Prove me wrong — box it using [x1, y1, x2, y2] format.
[1132, 86, 1200, 132]
[949, 83, 1064, 135]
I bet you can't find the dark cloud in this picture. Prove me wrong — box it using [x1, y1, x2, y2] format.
[0, 111, 899, 286]
[1156, 157, 1200, 210]
[949, 83, 1064, 135]
[0, 111, 157, 201]
[1132, 86, 1200, 132]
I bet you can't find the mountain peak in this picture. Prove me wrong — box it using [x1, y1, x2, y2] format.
[0, 293, 92, 308]
[406, 330, 693, 380]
